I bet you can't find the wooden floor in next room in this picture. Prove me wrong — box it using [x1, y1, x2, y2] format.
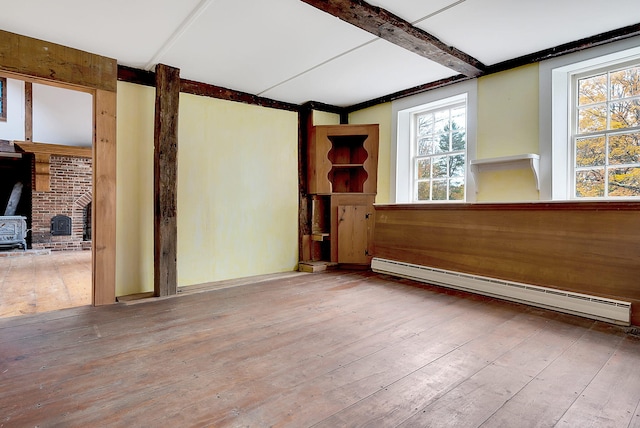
[0, 250, 91, 318]
[1, 270, 639, 427]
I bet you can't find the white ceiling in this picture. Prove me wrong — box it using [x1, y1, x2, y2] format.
[1, 0, 639, 107]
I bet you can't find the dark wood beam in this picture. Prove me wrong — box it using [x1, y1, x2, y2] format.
[346, 74, 470, 113]
[300, 100, 345, 116]
[117, 65, 299, 112]
[346, 23, 640, 112]
[299, 0, 484, 77]
[154, 64, 180, 297]
[180, 78, 299, 111]
[298, 107, 313, 262]
[486, 22, 640, 74]
[117, 65, 155, 87]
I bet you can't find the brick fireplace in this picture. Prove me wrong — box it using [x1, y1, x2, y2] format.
[31, 155, 92, 251]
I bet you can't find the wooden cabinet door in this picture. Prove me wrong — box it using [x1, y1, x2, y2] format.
[337, 205, 370, 264]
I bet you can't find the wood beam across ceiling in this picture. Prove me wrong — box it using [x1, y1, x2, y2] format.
[299, 0, 485, 77]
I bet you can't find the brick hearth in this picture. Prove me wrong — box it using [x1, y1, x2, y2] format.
[31, 155, 92, 251]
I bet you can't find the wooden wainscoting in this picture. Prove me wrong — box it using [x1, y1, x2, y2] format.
[373, 202, 640, 326]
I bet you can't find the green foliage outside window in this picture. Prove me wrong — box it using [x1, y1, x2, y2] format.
[414, 104, 466, 202]
[575, 64, 640, 197]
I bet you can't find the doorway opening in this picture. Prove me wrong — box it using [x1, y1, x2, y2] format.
[0, 79, 94, 317]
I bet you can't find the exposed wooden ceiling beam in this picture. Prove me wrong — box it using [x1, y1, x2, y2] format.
[346, 22, 640, 111]
[299, 0, 485, 77]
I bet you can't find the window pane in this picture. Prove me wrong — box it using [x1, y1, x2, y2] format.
[434, 110, 449, 134]
[576, 136, 605, 167]
[578, 73, 607, 106]
[451, 105, 466, 130]
[416, 158, 431, 179]
[577, 105, 606, 133]
[434, 132, 450, 153]
[575, 169, 604, 197]
[451, 128, 465, 151]
[608, 167, 640, 196]
[449, 154, 465, 177]
[610, 100, 640, 129]
[449, 178, 464, 200]
[411, 100, 467, 203]
[432, 180, 447, 200]
[417, 113, 434, 137]
[611, 66, 640, 100]
[432, 156, 447, 178]
[417, 137, 436, 156]
[609, 132, 640, 165]
[417, 181, 430, 201]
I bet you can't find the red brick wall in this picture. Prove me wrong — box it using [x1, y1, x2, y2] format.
[31, 155, 92, 251]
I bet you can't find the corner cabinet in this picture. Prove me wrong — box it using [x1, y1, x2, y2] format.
[307, 124, 379, 266]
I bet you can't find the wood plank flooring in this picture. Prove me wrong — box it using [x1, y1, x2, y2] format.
[1, 270, 639, 427]
[0, 250, 91, 318]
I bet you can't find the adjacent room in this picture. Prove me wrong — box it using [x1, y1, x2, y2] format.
[0, 1, 639, 426]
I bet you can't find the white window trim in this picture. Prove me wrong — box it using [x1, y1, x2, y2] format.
[539, 35, 640, 200]
[392, 79, 478, 203]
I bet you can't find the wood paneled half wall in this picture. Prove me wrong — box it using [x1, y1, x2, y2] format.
[373, 202, 640, 326]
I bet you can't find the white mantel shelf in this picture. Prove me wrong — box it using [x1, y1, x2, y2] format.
[470, 153, 540, 191]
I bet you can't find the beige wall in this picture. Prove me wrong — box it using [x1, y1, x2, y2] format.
[349, 103, 392, 204]
[177, 94, 298, 286]
[116, 82, 155, 296]
[475, 64, 540, 201]
[353, 64, 543, 204]
[116, 83, 299, 296]
[115, 63, 545, 295]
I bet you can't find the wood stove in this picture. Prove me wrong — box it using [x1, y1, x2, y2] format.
[0, 216, 27, 250]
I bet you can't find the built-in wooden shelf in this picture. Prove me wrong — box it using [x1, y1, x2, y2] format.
[470, 153, 540, 191]
[306, 124, 379, 265]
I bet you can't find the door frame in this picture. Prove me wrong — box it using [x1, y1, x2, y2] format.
[0, 30, 117, 305]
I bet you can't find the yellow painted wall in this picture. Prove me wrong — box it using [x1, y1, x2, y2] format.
[476, 64, 540, 201]
[349, 103, 392, 204]
[177, 94, 299, 286]
[116, 84, 299, 295]
[115, 82, 155, 296]
[312, 110, 340, 125]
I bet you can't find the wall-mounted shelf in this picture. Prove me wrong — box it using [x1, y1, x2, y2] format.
[470, 153, 540, 191]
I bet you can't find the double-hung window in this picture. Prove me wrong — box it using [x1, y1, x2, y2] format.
[413, 99, 466, 201]
[393, 80, 476, 203]
[573, 62, 640, 198]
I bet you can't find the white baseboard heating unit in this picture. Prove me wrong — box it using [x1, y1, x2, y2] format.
[371, 257, 631, 326]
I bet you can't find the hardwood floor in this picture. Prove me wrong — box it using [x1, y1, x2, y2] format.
[0, 250, 92, 318]
[1, 270, 639, 427]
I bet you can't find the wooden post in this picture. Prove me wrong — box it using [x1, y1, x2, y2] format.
[93, 89, 117, 306]
[24, 82, 32, 141]
[154, 64, 180, 297]
[298, 107, 313, 262]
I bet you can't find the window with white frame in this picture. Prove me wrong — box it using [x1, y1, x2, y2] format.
[572, 62, 640, 198]
[393, 80, 477, 203]
[542, 38, 640, 200]
[412, 99, 466, 201]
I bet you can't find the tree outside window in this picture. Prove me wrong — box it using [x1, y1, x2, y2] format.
[413, 102, 466, 201]
[574, 64, 640, 197]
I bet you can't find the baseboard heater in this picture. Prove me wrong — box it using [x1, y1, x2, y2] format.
[371, 257, 631, 326]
